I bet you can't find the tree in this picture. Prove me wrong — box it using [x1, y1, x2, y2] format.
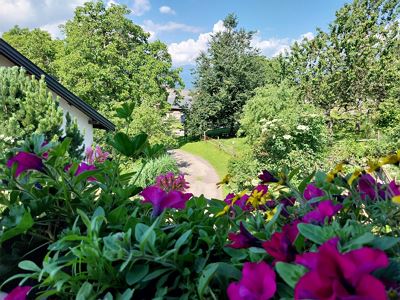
[0, 67, 63, 150]
[54, 1, 182, 120]
[2, 26, 60, 75]
[186, 14, 266, 136]
[64, 112, 85, 159]
[284, 0, 400, 132]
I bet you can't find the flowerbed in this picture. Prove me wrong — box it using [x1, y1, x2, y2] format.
[0, 133, 400, 299]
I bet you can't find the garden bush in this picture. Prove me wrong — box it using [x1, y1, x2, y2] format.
[1, 131, 400, 300]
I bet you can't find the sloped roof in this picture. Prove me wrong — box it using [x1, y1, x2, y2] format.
[167, 89, 192, 111]
[0, 38, 115, 131]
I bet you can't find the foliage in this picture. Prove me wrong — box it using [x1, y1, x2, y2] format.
[64, 112, 85, 160]
[283, 0, 400, 131]
[0, 67, 63, 151]
[239, 83, 328, 174]
[54, 1, 182, 117]
[1, 132, 400, 299]
[186, 14, 267, 137]
[2, 26, 60, 75]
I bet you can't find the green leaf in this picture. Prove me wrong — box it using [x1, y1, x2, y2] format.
[175, 230, 192, 251]
[76, 282, 93, 300]
[342, 232, 375, 251]
[369, 236, 400, 250]
[142, 268, 170, 281]
[109, 132, 136, 157]
[118, 289, 135, 300]
[125, 264, 149, 285]
[197, 263, 219, 299]
[297, 223, 332, 245]
[275, 262, 307, 288]
[0, 210, 34, 243]
[18, 260, 41, 272]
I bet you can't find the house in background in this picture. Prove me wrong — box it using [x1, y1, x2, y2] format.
[0, 38, 114, 147]
[167, 89, 192, 136]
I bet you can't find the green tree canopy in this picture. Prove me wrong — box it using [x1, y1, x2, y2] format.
[186, 14, 267, 137]
[54, 1, 182, 120]
[2, 26, 60, 75]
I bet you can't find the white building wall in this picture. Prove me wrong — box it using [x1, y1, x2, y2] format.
[0, 54, 94, 148]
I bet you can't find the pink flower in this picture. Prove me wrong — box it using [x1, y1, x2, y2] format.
[140, 186, 192, 217]
[227, 261, 276, 300]
[303, 184, 325, 201]
[65, 162, 97, 181]
[5, 286, 31, 300]
[7, 152, 44, 177]
[155, 172, 189, 192]
[358, 174, 385, 201]
[85, 145, 110, 164]
[295, 238, 389, 300]
[303, 200, 342, 224]
[227, 222, 262, 249]
[262, 221, 300, 264]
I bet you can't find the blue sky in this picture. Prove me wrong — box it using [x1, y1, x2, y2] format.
[0, 0, 349, 87]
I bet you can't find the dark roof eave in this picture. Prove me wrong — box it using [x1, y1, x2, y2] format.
[0, 38, 115, 131]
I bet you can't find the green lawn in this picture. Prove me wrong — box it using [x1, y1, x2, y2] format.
[179, 138, 247, 180]
[180, 141, 230, 179]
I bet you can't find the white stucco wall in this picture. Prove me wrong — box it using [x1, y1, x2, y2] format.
[0, 54, 93, 148]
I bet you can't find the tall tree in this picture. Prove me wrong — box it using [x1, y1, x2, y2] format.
[54, 1, 182, 120]
[2, 26, 60, 75]
[186, 14, 266, 136]
[284, 0, 400, 130]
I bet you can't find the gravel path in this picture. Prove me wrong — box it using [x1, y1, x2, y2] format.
[170, 149, 223, 200]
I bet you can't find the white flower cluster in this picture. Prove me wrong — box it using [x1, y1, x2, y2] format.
[0, 134, 15, 143]
[296, 124, 310, 131]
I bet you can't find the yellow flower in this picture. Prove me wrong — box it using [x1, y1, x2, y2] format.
[393, 195, 400, 205]
[367, 159, 381, 173]
[266, 207, 277, 221]
[216, 174, 231, 187]
[347, 169, 362, 186]
[327, 162, 345, 182]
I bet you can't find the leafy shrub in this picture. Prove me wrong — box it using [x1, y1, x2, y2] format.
[1, 131, 400, 300]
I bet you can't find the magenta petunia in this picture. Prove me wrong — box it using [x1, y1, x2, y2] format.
[227, 261, 276, 300]
[280, 197, 296, 217]
[7, 152, 44, 177]
[295, 238, 389, 300]
[258, 170, 278, 183]
[262, 221, 300, 264]
[227, 222, 262, 249]
[140, 186, 192, 217]
[303, 184, 325, 201]
[303, 200, 342, 224]
[65, 162, 97, 181]
[358, 174, 386, 201]
[5, 286, 32, 300]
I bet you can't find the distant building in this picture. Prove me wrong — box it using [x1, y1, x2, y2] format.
[167, 89, 192, 136]
[0, 38, 114, 147]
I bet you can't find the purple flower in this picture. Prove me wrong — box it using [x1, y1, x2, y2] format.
[303, 200, 342, 224]
[280, 197, 296, 217]
[358, 174, 385, 201]
[258, 170, 278, 183]
[388, 180, 400, 205]
[155, 172, 189, 192]
[227, 261, 276, 300]
[65, 162, 97, 181]
[140, 186, 192, 217]
[7, 152, 44, 177]
[227, 222, 262, 249]
[5, 286, 31, 300]
[262, 221, 300, 264]
[224, 192, 252, 211]
[303, 184, 325, 201]
[295, 238, 389, 300]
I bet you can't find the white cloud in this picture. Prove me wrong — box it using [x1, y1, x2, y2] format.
[159, 5, 175, 15]
[168, 20, 225, 66]
[106, 0, 118, 8]
[252, 31, 314, 57]
[0, 0, 85, 38]
[168, 22, 314, 66]
[142, 20, 202, 37]
[130, 0, 150, 16]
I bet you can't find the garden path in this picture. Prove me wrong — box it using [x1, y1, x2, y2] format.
[170, 149, 223, 200]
